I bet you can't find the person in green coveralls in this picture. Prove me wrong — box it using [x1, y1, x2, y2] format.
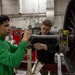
[0, 15, 31, 75]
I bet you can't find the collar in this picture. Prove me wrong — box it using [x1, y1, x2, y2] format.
[0, 36, 5, 41]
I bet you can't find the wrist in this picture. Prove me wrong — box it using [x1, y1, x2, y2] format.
[42, 44, 47, 50]
[22, 38, 28, 42]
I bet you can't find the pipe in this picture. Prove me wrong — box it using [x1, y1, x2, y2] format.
[31, 34, 59, 38]
[57, 54, 62, 75]
[31, 34, 74, 39]
[27, 46, 32, 75]
[19, 0, 22, 14]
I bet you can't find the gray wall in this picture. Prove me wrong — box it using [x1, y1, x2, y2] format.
[0, 0, 70, 31]
[0, 0, 19, 15]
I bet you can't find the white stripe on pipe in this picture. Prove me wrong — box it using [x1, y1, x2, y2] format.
[57, 54, 62, 75]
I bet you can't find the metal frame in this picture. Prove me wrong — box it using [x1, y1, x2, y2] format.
[26, 30, 74, 75]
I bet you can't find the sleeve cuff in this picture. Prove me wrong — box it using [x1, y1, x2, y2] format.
[19, 41, 28, 48]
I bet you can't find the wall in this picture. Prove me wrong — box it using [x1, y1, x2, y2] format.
[10, 17, 46, 29]
[0, 0, 70, 31]
[2, 0, 19, 14]
[10, 0, 46, 29]
[22, 0, 46, 13]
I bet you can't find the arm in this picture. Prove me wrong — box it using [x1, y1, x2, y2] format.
[32, 38, 59, 53]
[46, 39, 59, 53]
[7, 41, 18, 53]
[0, 41, 28, 68]
[0, 30, 31, 68]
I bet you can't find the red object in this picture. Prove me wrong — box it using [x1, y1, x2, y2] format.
[19, 63, 68, 73]
[42, 64, 68, 73]
[12, 30, 24, 45]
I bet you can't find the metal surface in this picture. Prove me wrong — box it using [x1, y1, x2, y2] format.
[32, 60, 44, 75]
[26, 45, 32, 75]
[46, 8, 54, 23]
[31, 34, 59, 38]
[57, 54, 62, 75]
[31, 34, 73, 39]
[19, 0, 22, 14]
[46, 0, 54, 23]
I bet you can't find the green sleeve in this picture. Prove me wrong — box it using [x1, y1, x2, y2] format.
[0, 41, 28, 68]
[7, 41, 18, 53]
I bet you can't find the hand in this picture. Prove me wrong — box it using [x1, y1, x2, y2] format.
[33, 43, 41, 50]
[22, 30, 32, 42]
[33, 43, 47, 50]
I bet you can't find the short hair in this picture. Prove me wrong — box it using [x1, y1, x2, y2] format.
[0, 15, 10, 25]
[42, 19, 52, 27]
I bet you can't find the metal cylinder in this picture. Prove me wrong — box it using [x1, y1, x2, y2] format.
[31, 34, 59, 38]
[27, 45, 32, 75]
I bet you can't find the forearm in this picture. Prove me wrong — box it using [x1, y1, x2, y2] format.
[0, 41, 28, 68]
